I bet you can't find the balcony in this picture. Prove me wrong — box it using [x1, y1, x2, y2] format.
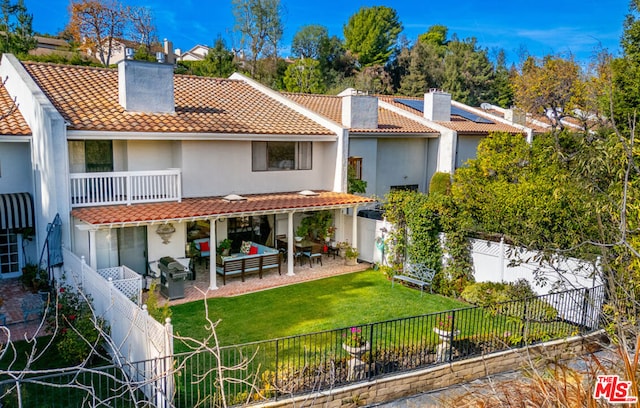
[70, 169, 181, 208]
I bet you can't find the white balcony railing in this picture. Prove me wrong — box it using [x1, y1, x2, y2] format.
[70, 169, 181, 207]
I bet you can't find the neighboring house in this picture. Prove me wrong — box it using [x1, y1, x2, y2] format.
[285, 89, 530, 198]
[0, 84, 35, 278]
[478, 102, 590, 135]
[87, 38, 173, 65]
[175, 44, 210, 62]
[0, 55, 372, 288]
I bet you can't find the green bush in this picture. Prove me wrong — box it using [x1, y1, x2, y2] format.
[461, 279, 535, 306]
[429, 172, 452, 196]
[47, 286, 107, 365]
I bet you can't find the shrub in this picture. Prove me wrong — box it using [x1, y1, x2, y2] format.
[429, 172, 452, 196]
[46, 286, 107, 365]
[461, 279, 535, 306]
[146, 282, 172, 323]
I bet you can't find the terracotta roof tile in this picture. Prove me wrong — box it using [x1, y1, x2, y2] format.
[0, 85, 30, 136]
[22, 62, 334, 136]
[71, 191, 374, 226]
[378, 95, 524, 135]
[284, 93, 438, 134]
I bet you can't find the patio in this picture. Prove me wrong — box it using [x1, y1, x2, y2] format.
[0, 278, 48, 343]
[170, 254, 371, 306]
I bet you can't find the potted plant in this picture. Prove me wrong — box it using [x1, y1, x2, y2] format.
[339, 242, 359, 265]
[295, 224, 308, 242]
[342, 327, 370, 357]
[433, 315, 460, 340]
[21, 263, 39, 291]
[217, 238, 232, 256]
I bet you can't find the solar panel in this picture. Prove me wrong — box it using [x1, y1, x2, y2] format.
[451, 106, 494, 124]
[394, 98, 494, 124]
[394, 98, 424, 112]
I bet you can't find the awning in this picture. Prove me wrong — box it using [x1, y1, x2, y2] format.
[0, 192, 35, 230]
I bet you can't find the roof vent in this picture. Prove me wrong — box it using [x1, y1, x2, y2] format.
[223, 194, 247, 202]
[298, 190, 319, 196]
[156, 51, 165, 63]
[125, 47, 134, 59]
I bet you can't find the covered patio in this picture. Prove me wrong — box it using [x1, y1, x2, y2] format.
[70, 190, 374, 294]
[172, 252, 371, 305]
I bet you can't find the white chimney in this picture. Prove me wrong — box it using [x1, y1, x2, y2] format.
[341, 91, 378, 129]
[424, 90, 451, 121]
[118, 59, 174, 113]
[163, 39, 175, 64]
[505, 108, 526, 126]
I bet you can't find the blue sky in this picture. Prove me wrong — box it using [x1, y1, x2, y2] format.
[26, 0, 629, 65]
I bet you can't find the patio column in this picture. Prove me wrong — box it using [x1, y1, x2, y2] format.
[209, 218, 218, 290]
[287, 212, 295, 276]
[351, 205, 358, 250]
[89, 229, 97, 270]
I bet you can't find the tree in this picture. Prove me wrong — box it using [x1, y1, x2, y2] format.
[67, 0, 127, 67]
[0, 0, 35, 55]
[513, 54, 585, 131]
[232, 0, 283, 79]
[283, 58, 325, 93]
[417, 24, 448, 56]
[291, 24, 327, 59]
[354, 64, 393, 94]
[129, 5, 157, 55]
[343, 5, 402, 67]
[442, 36, 495, 106]
[491, 49, 514, 108]
[398, 39, 444, 96]
[205, 37, 237, 77]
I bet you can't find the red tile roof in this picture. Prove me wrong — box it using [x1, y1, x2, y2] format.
[284, 93, 438, 134]
[378, 95, 524, 135]
[21, 62, 334, 136]
[71, 191, 374, 226]
[0, 85, 30, 136]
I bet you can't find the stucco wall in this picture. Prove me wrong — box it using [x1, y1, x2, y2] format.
[180, 140, 335, 197]
[376, 138, 427, 193]
[0, 141, 33, 193]
[456, 134, 485, 169]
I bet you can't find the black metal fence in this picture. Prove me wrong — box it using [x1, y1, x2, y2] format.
[0, 285, 605, 407]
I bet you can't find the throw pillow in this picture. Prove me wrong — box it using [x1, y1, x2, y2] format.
[240, 241, 252, 254]
[199, 241, 210, 252]
[249, 245, 258, 255]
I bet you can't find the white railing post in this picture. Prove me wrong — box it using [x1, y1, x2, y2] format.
[108, 277, 115, 326]
[126, 173, 132, 205]
[80, 255, 86, 289]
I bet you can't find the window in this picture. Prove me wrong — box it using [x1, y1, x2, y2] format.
[0, 229, 20, 275]
[69, 140, 114, 173]
[252, 141, 312, 171]
[390, 184, 419, 191]
[348, 156, 363, 179]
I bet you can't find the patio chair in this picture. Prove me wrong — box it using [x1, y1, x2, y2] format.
[193, 238, 210, 267]
[302, 243, 323, 267]
[276, 235, 288, 263]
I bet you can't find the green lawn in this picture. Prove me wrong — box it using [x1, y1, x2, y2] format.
[171, 269, 468, 350]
